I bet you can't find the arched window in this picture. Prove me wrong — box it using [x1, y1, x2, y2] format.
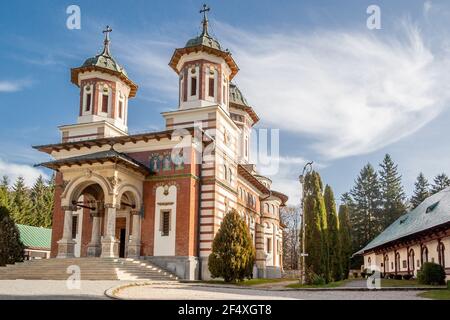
[368, 257, 372, 266]
[223, 164, 227, 181]
[408, 249, 415, 272]
[421, 245, 429, 265]
[395, 252, 401, 273]
[101, 86, 110, 114]
[83, 85, 92, 113]
[384, 254, 389, 273]
[265, 203, 269, 213]
[438, 242, 445, 268]
[229, 168, 233, 183]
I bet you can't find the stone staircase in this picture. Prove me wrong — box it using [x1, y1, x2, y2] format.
[0, 258, 179, 281]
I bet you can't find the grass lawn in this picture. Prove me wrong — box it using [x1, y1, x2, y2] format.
[418, 290, 450, 300]
[379, 279, 436, 288]
[201, 278, 297, 286]
[286, 279, 352, 289]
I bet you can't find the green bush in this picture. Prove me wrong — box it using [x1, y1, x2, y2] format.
[307, 272, 326, 285]
[417, 262, 446, 285]
[208, 209, 255, 283]
[447, 280, 450, 290]
[403, 274, 413, 280]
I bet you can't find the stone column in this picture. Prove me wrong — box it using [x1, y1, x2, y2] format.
[101, 203, 119, 258]
[57, 206, 76, 258]
[127, 210, 141, 258]
[87, 212, 102, 257]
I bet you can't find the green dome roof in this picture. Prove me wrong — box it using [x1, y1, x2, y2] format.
[185, 32, 221, 50]
[229, 83, 249, 106]
[82, 50, 128, 77]
[80, 26, 128, 77]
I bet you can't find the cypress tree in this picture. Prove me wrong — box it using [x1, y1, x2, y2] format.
[208, 209, 255, 282]
[431, 173, 450, 195]
[349, 164, 382, 250]
[410, 173, 430, 209]
[10, 177, 32, 225]
[0, 206, 24, 266]
[303, 171, 328, 281]
[379, 154, 406, 229]
[338, 204, 352, 279]
[324, 185, 342, 281]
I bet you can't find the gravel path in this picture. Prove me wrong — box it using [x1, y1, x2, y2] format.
[0, 280, 130, 300]
[114, 282, 428, 300]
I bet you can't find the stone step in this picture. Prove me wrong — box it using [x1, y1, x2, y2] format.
[0, 258, 178, 281]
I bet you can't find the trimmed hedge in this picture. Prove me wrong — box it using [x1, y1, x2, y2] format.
[417, 262, 446, 285]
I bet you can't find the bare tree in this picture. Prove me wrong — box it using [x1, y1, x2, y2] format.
[280, 205, 301, 270]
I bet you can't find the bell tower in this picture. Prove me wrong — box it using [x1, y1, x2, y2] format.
[60, 26, 138, 143]
[168, 5, 239, 114]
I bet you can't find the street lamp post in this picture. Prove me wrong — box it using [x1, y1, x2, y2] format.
[299, 161, 313, 285]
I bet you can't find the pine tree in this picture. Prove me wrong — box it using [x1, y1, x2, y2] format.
[324, 185, 342, 281]
[0, 206, 25, 266]
[208, 209, 255, 282]
[379, 154, 406, 229]
[431, 173, 450, 195]
[0, 176, 10, 209]
[30, 175, 54, 228]
[338, 204, 352, 279]
[349, 164, 382, 250]
[303, 171, 329, 282]
[410, 173, 430, 209]
[10, 177, 32, 225]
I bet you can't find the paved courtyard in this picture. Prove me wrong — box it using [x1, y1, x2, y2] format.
[113, 282, 429, 300]
[0, 280, 128, 300]
[0, 280, 431, 300]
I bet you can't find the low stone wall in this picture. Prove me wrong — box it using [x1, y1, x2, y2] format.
[144, 256, 199, 280]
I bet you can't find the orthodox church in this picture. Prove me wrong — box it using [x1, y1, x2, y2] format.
[34, 6, 287, 280]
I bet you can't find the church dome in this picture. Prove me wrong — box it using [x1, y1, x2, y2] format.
[80, 26, 128, 77]
[229, 83, 249, 106]
[185, 33, 221, 50]
[81, 51, 128, 77]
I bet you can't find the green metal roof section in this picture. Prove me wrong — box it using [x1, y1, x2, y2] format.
[356, 187, 450, 255]
[16, 224, 52, 250]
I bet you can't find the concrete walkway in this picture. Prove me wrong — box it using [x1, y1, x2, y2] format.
[0, 280, 131, 300]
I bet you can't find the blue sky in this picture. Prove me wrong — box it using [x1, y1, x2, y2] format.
[2, 0, 450, 204]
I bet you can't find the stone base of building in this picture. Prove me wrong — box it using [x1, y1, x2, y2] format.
[56, 239, 75, 258]
[86, 243, 102, 257]
[144, 256, 199, 280]
[257, 266, 282, 279]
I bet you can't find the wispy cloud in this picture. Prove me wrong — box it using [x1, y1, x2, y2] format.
[0, 159, 49, 187]
[215, 20, 450, 160]
[0, 79, 32, 92]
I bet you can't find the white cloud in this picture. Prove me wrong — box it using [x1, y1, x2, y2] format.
[0, 159, 49, 187]
[214, 20, 450, 159]
[424, 1, 433, 17]
[0, 79, 32, 92]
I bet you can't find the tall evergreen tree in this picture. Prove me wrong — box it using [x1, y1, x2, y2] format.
[338, 204, 352, 279]
[410, 173, 430, 209]
[303, 171, 329, 281]
[324, 185, 342, 281]
[349, 164, 382, 250]
[30, 175, 53, 228]
[208, 209, 255, 282]
[0, 206, 25, 266]
[431, 173, 450, 195]
[0, 176, 10, 209]
[10, 177, 32, 225]
[379, 154, 406, 229]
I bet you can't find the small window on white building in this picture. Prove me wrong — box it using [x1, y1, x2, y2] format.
[267, 238, 272, 253]
[191, 77, 197, 96]
[160, 210, 171, 237]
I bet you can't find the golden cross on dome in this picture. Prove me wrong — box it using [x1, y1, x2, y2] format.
[199, 4, 210, 35]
